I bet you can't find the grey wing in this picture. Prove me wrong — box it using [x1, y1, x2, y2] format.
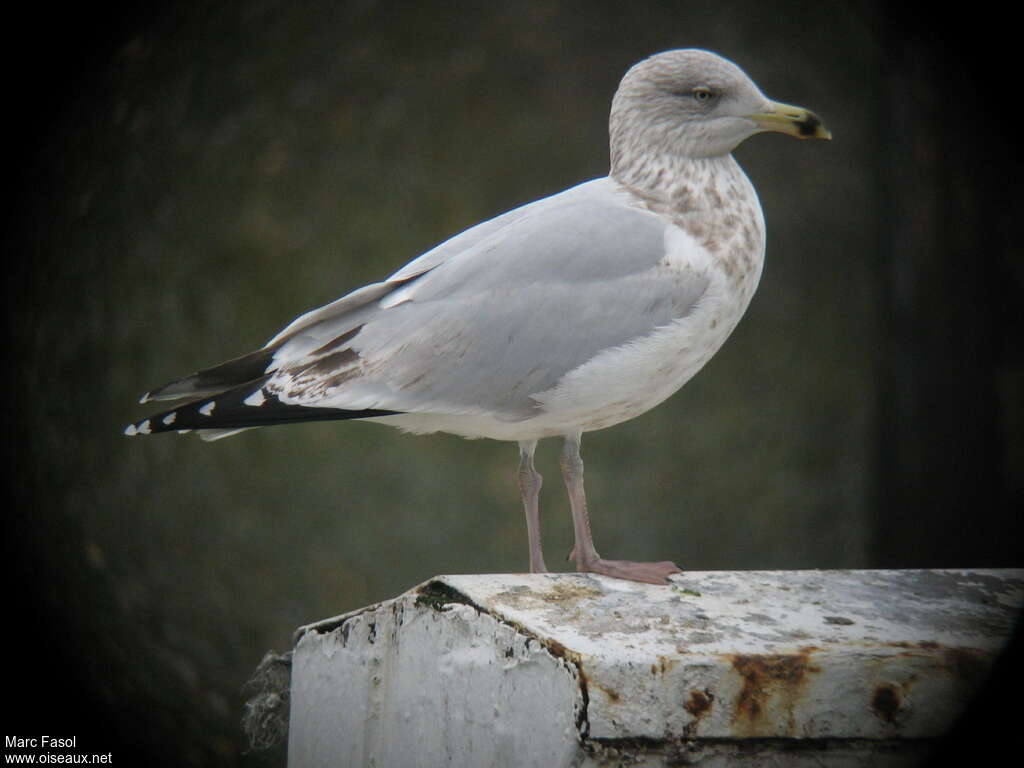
[267, 180, 712, 419]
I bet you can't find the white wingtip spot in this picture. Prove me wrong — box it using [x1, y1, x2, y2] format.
[199, 401, 216, 417]
[243, 389, 266, 407]
[162, 412, 177, 426]
[139, 392, 153, 404]
[138, 419, 152, 435]
[124, 423, 138, 436]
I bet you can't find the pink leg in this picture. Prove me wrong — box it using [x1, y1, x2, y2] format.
[518, 441, 548, 573]
[560, 434, 682, 585]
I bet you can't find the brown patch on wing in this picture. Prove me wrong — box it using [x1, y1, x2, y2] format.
[296, 348, 360, 377]
[320, 364, 365, 390]
[311, 325, 363, 356]
[278, 334, 367, 401]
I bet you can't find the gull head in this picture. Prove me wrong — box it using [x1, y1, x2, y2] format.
[610, 49, 830, 169]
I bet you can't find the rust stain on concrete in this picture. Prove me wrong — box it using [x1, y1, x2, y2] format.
[682, 687, 715, 737]
[728, 646, 821, 737]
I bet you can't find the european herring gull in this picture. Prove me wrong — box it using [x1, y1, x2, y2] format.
[126, 49, 830, 584]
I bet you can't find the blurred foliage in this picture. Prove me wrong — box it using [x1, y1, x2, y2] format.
[5, 1, 1019, 766]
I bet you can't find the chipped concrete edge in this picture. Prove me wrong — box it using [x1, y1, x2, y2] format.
[415, 578, 594, 738]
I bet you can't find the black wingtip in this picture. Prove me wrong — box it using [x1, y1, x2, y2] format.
[125, 382, 402, 437]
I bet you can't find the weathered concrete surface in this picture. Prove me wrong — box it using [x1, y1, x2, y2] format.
[288, 569, 1022, 767]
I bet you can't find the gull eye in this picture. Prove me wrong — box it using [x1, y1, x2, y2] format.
[692, 87, 716, 102]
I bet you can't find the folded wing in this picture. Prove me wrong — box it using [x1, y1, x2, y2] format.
[127, 178, 712, 438]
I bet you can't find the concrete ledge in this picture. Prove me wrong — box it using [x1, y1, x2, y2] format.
[288, 569, 1022, 767]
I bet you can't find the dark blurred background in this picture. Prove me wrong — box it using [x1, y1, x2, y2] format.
[5, 1, 1021, 765]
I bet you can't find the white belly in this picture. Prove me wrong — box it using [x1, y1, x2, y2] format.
[529, 271, 747, 435]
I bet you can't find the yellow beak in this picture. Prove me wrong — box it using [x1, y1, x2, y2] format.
[748, 100, 831, 140]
